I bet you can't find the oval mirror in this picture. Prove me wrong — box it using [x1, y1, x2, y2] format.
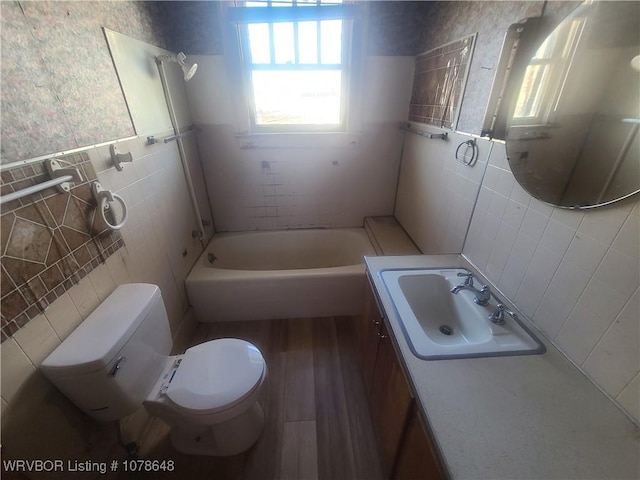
[505, 0, 639, 208]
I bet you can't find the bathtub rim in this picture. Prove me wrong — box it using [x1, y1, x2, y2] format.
[189, 227, 375, 281]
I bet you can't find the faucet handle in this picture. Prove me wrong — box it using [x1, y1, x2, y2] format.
[489, 304, 506, 325]
[457, 272, 474, 286]
[488, 303, 518, 325]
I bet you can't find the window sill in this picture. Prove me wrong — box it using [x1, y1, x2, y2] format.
[234, 132, 360, 149]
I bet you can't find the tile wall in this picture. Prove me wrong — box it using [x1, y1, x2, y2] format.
[464, 142, 639, 422]
[394, 0, 638, 423]
[188, 56, 415, 232]
[1, 154, 123, 340]
[1, 0, 208, 467]
[394, 131, 489, 254]
[395, 131, 639, 423]
[1, 132, 202, 465]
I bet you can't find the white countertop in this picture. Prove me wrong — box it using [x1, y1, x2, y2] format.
[365, 255, 639, 480]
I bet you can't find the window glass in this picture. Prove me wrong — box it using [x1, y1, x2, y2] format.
[239, 2, 348, 129]
[252, 70, 341, 125]
[320, 20, 342, 64]
[248, 23, 271, 63]
[298, 21, 318, 64]
[273, 22, 295, 64]
[514, 64, 550, 118]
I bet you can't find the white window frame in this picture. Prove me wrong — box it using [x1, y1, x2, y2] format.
[512, 16, 586, 126]
[230, 1, 356, 134]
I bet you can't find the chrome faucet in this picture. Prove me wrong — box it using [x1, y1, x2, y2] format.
[488, 304, 518, 325]
[451, 272, 492, 306]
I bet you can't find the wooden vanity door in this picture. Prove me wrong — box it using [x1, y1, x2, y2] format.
[369, 320, 414, 478]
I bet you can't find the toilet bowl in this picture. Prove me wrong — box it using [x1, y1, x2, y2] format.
[40, 283, 267, 456]
[144, 339, 267, 455]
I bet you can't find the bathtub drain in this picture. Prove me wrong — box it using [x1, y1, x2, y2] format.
[439, 325, 453, 336]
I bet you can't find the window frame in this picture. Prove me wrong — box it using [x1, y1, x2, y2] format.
[511, 16, 586, 126]
[234, 1, 354, 133]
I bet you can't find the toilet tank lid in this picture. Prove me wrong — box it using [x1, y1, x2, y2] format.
[40, 283, 161, 377]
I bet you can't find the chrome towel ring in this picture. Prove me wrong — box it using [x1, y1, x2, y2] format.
[91, 182, 128, 230]
[455, 139, 478, 166]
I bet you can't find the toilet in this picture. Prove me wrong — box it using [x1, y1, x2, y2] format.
[40, 283, 267, 456]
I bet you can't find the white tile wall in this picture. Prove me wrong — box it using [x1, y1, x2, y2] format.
[13, 314, 60, 366]
[67, 276, 101, 319]
[462, 142, 640, 422]
[1, 339, 36, 404]
[395, 131, 490, 253]
[1, 131, 203, 449]
[617, 373, 640, 421]
[189, 56, 415, 232]
[43, 292, 83, 341]
[198, 123, 406, 231]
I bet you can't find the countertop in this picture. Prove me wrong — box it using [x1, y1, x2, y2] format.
[365, 254, 639, 480]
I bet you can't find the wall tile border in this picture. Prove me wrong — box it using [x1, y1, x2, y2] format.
[1, 152, 123, 342]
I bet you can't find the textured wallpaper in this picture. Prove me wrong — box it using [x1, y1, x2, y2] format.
[153, 1, 433, 57]
[0, 1, 167, 165]
[1, 1, 583, 163]
[156, 1, 225, 56]
[415, 1, 582, 134]
[365, 1, 434, 56]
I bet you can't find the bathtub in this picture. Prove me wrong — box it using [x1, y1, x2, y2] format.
[185, 228, 376, 322]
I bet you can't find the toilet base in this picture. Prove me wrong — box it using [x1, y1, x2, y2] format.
[170, 402, 265, 456]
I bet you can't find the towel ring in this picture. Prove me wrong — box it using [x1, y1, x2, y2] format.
[455, 139, 478, 166]
[92, 182, 128, 230]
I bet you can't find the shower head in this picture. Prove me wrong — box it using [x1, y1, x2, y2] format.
[182, 61, 198, 81]
[156, 52, 198, 82]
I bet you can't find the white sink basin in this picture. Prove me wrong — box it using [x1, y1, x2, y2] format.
[380, 268, 545, 360]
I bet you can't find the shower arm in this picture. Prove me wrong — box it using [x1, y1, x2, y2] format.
[155, 59, 207, 242]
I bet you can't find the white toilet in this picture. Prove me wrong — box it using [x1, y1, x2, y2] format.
[40, 283, 267, 456]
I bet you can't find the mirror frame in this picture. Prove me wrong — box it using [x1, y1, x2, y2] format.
[483, 1, 640, 210]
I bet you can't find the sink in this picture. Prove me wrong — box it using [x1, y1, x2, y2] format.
[380, 268, 545, 360]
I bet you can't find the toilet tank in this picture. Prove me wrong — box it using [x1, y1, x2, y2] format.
[40, 284, 172, 421]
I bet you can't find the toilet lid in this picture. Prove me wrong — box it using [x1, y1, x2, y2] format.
[166, 339, 265, 415]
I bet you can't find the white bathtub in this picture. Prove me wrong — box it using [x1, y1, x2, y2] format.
[185, 228, 376, 322]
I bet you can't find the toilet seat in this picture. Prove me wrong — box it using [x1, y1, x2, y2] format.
[165, 339, 266, 416]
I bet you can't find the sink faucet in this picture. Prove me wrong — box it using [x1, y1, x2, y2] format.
[451, 273, 492, 306]
[488, 304, 518, 325]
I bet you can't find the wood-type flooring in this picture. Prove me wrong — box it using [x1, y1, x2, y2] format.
[132, 317, 384, 480]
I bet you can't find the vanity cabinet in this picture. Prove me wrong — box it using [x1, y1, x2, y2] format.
[359, 274, 445, 480]
[359, 276, 383, 397]
[370, 320, 414, 477]
[394, 406, 444, 480]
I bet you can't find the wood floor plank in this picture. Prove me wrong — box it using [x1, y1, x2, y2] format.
[312, 317, 358, 480]
[188, 321, 210, 347]
[243, 319, 287, 480]
[284, 318, 316, 422]
[279, 421, 318, 480]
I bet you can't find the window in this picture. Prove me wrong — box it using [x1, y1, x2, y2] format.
[512, 16, 585, 124]
[231, 0, 353, 132]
